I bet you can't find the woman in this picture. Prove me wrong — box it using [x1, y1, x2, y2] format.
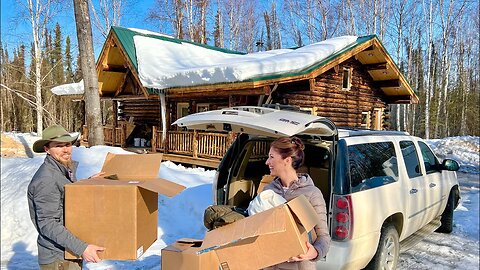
[263, 136, 330, 270]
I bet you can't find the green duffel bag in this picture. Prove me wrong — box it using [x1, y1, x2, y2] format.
[203, 205, 247, 230]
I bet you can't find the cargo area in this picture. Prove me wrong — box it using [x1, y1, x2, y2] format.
[218, 137, 333, 211]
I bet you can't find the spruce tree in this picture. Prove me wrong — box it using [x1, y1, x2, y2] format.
[53, 23, 64, 85]
[65, 36, 74, 83]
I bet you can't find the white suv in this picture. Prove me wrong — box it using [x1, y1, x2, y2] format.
[175, 106, 460, 270]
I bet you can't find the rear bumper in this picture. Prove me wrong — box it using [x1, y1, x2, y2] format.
[315, 231, 380, 270]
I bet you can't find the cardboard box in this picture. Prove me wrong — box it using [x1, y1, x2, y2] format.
[161, 239, 219, 270]
[257, 175, 275, 193]
[199, 195, 319, 270]
[65, 153, 185, 260]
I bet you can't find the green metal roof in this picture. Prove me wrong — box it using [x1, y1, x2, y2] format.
[249, 35, 376, 82]
[111, 26, 245, 72]
[109, 27, 415, 97]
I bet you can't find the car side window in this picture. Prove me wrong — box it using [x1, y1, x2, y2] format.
[348, 142, 398, 192]
[399, 140, 422, 178]
[418, 141, 440, 174]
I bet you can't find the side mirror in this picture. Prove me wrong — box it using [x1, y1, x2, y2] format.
[442, 159, 460, 171]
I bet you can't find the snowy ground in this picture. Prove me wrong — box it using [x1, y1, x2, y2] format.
[1, 133, 478, 270]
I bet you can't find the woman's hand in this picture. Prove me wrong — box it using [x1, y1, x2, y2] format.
[288, 242, 318, 262]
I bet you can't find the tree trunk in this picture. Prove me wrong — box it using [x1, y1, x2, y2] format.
[73, 0, 104, 146]
[424, 0, 434, 139]
[28, 0, 44, 136]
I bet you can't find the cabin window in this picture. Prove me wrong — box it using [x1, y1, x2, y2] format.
[342, 67, 352, 91]
[372, 108, 383, 130]
[177, 102, 189, 119]
[361, 111, 371, 129]
[197, 103, 210, 112]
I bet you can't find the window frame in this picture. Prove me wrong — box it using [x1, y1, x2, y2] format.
[176, 102, 189, 119]
[197, 103, 210, 113]
[342, 67, 352, 91]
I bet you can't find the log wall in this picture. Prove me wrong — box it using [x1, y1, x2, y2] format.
[274, 57, 388, 128]
[122, 99, 161, 125]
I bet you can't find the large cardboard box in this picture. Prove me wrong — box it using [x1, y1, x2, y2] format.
[161, 239, 219, 270]
[65, 153, 185, 260]
[200, 195, 319, 270]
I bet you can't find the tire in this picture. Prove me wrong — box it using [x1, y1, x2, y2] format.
[436, 190, 455, 233]
[364, 224, 399, 270]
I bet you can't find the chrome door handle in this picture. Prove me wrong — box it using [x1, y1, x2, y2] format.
[429, 183, 436, 188]
[410, 188, 418, 194]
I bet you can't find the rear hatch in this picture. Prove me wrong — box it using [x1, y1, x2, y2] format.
[173, 106, 337, 137]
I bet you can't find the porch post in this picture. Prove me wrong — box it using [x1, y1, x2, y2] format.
[151, 125, 157, 153]
[159, 90, 167, 144]
[112, 101, 118, 145]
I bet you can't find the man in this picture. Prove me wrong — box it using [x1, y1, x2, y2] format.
[28, 125, 104, 270]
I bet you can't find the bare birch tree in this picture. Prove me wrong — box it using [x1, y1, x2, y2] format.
[73, 0, 104, 145]
[433, 0, 466, 138]
[423, 0, 435, 139]
[89, 0, 125, 38]
[22, 0, 61, 136]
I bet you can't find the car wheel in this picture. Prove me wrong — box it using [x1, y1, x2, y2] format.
[436, 190, 455, 233]
[365, 224, 399, 270]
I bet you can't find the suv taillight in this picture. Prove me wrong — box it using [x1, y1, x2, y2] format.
[331, 194, 353, 241]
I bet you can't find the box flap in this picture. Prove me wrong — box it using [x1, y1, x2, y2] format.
[163, 239, 203, 252]
[102, 153, 163, 179]
[200, 205, 287, 252]
[286, 195, 320, 232]
[71, 177, 185, 197]
[138, 178, 185, 197]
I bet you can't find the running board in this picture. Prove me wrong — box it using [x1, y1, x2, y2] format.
[400, 217, 441, 252]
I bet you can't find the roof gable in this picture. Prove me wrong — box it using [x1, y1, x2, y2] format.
[87, 27, 418, 103]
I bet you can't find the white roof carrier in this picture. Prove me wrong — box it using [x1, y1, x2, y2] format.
[338, 128, 410, 138]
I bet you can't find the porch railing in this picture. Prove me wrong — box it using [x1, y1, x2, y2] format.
[81, 125, 125, 147]
[83, 125, 234, 161]
[153, 128, 234, 159]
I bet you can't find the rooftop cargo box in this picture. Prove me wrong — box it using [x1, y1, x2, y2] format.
[200, 195, 319, 270]
[65, 153, 185, 260]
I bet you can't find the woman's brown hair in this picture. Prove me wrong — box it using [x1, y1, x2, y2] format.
[270, 136, 305, 169]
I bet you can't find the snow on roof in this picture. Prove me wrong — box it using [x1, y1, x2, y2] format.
[136, 35, 357, 89]
[50, 80, 84, 96]
[50, 28, 357, 95]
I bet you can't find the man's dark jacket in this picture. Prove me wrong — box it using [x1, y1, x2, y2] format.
[27, 155, 87, 264]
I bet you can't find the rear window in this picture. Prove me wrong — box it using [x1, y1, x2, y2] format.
[348, 142, 398, 192]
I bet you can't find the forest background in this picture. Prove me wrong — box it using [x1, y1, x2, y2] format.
[1, 0, 478, 139]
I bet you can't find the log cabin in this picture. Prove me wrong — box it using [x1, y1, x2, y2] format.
[53, 26, 418, 168]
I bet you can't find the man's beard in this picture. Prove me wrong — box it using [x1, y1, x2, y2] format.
[59, 158, 74, 169]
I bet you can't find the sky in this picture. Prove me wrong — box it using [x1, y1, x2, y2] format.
[1, 0, 155, 59]
[0, 0, 273, 60]
[1, 132, 479, 269]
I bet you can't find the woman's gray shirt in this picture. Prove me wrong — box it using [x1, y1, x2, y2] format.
[27, 155, 88, 264]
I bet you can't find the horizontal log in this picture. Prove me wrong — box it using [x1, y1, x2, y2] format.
[364, 62, 388, 71]
[102, 64, 127, 73]
[285, 93, 385, 105]
[375, 79, 401, 88]
[167, 88, 264, 99]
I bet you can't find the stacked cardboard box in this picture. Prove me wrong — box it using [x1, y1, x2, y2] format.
[162, 239, 219, 270]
